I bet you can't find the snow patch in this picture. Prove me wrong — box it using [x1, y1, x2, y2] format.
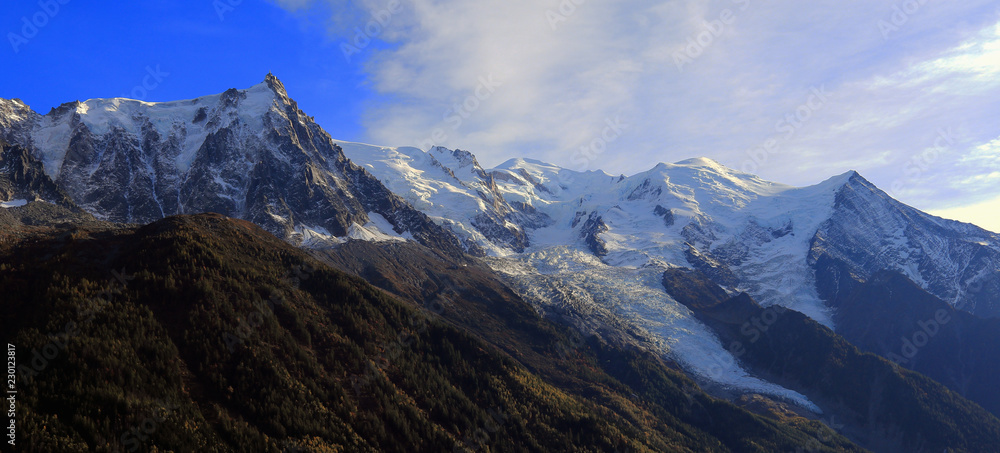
[25, 81, 280, 178]
[31, 115, 75, 180]
[365, 212, 407, 240]
[347, 221, 406, 243]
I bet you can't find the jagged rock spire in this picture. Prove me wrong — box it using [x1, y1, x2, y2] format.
[264, 72, 289, 101]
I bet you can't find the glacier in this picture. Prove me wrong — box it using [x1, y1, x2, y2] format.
[6, 75, 1000, 414]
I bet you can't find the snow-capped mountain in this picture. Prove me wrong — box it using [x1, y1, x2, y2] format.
[342, 143, 1000, 320]
[4, 76, 1000, 413]
[335, 143, 555, 256]
[0, 75, 461, 253]
[809, 173, 1000, 319]
[340, 141, 1000, 407]
[0, 140, 74, 208]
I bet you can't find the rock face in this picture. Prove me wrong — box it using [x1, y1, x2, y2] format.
[343, 143, 1000, 321]
[6, 75, 1000, 424]
[578, 212, 609, 257]
[336, 144, 552, 255]
[5, 78, 999, 313]
[0, 74, 463, 254]
[809, 172, 1000, 318]
[660, 267, 1000, 453]
[0, 140, 73, 206]
[653, 205, 674, 227]
[820, 268, 1000, 419]
[434, 147, 548, 254]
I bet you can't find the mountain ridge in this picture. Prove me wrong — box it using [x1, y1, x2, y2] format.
[4, 75, 1000, 431]
[0, 75, 466, 258]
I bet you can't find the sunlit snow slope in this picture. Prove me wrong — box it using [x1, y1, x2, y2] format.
[6, 77, 1000, 412]
[0, 76, 461, 254]
[342, 142, 1000, 407]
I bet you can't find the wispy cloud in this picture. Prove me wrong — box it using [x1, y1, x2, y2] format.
[962, 137, 1000, 166]
[271, 0, 1000, 224]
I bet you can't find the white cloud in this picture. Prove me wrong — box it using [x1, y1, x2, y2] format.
[961, 137, 1000, 166]
[273, 0, 1000, 228]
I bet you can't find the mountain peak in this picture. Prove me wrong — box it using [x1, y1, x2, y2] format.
[802, 170, 870, 198]
[0, 98, 29, 109]
[827, 169, 860, 183]
[496, 157, 550, 168]
[0, 97, 38, 130]
[646, 157, 741, 177]
[264, 72, 289, 99]
[836, 169, 877, 191]
[841, 169, 861, 180]
[430, 146, 482, 170]
[673, 157, 724, 168]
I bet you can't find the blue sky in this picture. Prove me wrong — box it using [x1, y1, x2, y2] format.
[1, 1, 372, 140]
[3, 0, 1000, 231]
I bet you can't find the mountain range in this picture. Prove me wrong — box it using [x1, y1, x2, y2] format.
[2, 75, 1000, 452]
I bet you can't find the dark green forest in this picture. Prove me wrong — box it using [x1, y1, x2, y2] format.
[0, 214, 860, 452]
